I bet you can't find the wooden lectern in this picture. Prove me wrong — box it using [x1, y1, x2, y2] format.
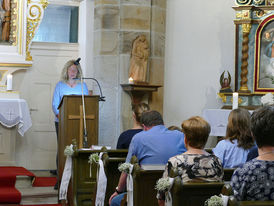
[57, 95, 99, 189]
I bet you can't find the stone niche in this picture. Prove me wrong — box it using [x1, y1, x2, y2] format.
[93, 0, 167, 147]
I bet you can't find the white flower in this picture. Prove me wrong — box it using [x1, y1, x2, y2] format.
[64, 145, 74, 156]
[204, 195, 223, 206]
[261, 93, 274, 106]
[155, 177, 172, 192]
[88, 153, 99, 164]
[118, 163, 132, 174]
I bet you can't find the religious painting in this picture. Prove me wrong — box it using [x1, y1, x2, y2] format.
[254, 14, 274, 93]
[0, 0, 11, 44]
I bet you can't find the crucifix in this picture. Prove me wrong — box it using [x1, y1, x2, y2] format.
[68, 105, 95, 148]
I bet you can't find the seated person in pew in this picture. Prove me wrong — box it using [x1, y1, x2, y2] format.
[167, 125, 182, 131]
[231, 105, 274, 201]
[109, 110, 187, 206]
[213, 108, 257, 168]
[157, 116, 224, 206]
[116, 102, 149, 149]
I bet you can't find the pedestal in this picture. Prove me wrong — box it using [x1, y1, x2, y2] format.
[121, 83, 162, 104]
[0, 125, 16, 166]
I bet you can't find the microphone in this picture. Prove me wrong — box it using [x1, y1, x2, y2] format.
[73, 77, 105, 102]
[74, 58, 81, 65]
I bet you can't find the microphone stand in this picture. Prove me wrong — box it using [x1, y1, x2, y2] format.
[80, 77, 105, 102]
[75, 77, 105, 148]
[80, 76, 89, 148]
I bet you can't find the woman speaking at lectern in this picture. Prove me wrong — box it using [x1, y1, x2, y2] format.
[52, 58, 89, 134]
[51, 58, 89, 188]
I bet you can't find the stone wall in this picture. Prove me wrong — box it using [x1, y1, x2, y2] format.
[93, 0, 166, 148]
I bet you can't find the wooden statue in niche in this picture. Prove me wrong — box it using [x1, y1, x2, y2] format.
[129, 35, 149, 83]
[0, 0, 10, 42]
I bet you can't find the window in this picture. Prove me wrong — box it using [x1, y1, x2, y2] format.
[33, 4, 78, 43]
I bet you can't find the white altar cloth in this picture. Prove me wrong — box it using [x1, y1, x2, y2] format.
[202, 109, 231, 137]
[202, 109, 253, 137]
[0, 99, 32, 136]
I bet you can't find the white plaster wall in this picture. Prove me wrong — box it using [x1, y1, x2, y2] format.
[164, 0, 235, 128]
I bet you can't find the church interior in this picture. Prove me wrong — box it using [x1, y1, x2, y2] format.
[0, 0, 274, 205]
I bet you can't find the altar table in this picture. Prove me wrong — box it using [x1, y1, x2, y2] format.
[0, 99, 32, 136]
[202, 109, 232, 137]
[202, 109, 252, 137]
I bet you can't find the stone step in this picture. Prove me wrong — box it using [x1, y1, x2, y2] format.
[19, 186, 58, 205]
[15, 176, 33, 189]
[14, 170, 58, 205]
[15, 170, 56, 189]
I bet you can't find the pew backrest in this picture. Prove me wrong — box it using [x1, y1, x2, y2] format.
[171, 176, 224, 206]
[224, 168, 235, 182]
[228, 196, 274, 206]
[102, 149, 128, 206]
[133, 164, 164, 206]
[71, 149, 128, 206]
[222, 184, 274, 206]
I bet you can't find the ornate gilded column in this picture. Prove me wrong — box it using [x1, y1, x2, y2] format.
[26, 0, 48, 61]
[239, 23, 251, 93]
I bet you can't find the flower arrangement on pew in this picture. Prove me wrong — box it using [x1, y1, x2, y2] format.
[64, 145, 74, 156]
[88, 153, 99, 178]
[204, 195, 224, 206]
[118, 162, 132, 174]
[60, 144, 74, 200]
[88, 153, 99, 164]
[155, 177, 174, 206]
[155, 177, 172, 192]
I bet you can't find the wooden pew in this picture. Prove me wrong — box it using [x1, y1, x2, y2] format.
[71, 147, 128, 206]
[171, 176, 224, 206]
[71, 149, 101, 206]
[132, 163, 165, 206]
[222, 184, 274, 206]
[102, 149, 128, 206]
[228, 196, 274, 206]
[224, 168, 235, 181]
[120, 156, 165, 206]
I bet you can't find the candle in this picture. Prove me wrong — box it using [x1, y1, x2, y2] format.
[232, 92, 238, 110]
[128, 77, 134, 84]
[7, 74, 12, 91]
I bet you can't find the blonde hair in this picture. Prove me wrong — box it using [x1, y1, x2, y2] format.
[60, 59, 83, 83]
[132, 103, 150, 123]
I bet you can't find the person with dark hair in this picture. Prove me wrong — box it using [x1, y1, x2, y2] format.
[51, 59, 89, 189]
[157, 116, 223, 206]
[109, 110, 186, 206]
[116, 103, 150, 149]
[212, 108, 256, 168]
[167, 125, 181, 131]
[231, 105, 274, 201]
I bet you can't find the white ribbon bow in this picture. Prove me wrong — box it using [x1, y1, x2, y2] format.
[59, 144, 73, 200]
[221, 194, 229, 206]
[95, 152, 107, 206]
[165, 177, 174, 206]
[126, 164, 134, 206]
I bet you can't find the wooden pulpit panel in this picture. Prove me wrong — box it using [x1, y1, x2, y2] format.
[57, 95, 99, 195]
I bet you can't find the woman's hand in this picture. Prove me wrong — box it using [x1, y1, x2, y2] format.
[108, 191, 118, 205]
[158, 199, 165, 206]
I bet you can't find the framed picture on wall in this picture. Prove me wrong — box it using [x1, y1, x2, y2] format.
[254, 14, 274, 93]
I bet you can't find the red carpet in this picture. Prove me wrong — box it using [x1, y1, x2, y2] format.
[16, 204, 62, 206]
[17, 205, 62, 206]
[0, 167, 35, 204]
[32, 177, 57, 187]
